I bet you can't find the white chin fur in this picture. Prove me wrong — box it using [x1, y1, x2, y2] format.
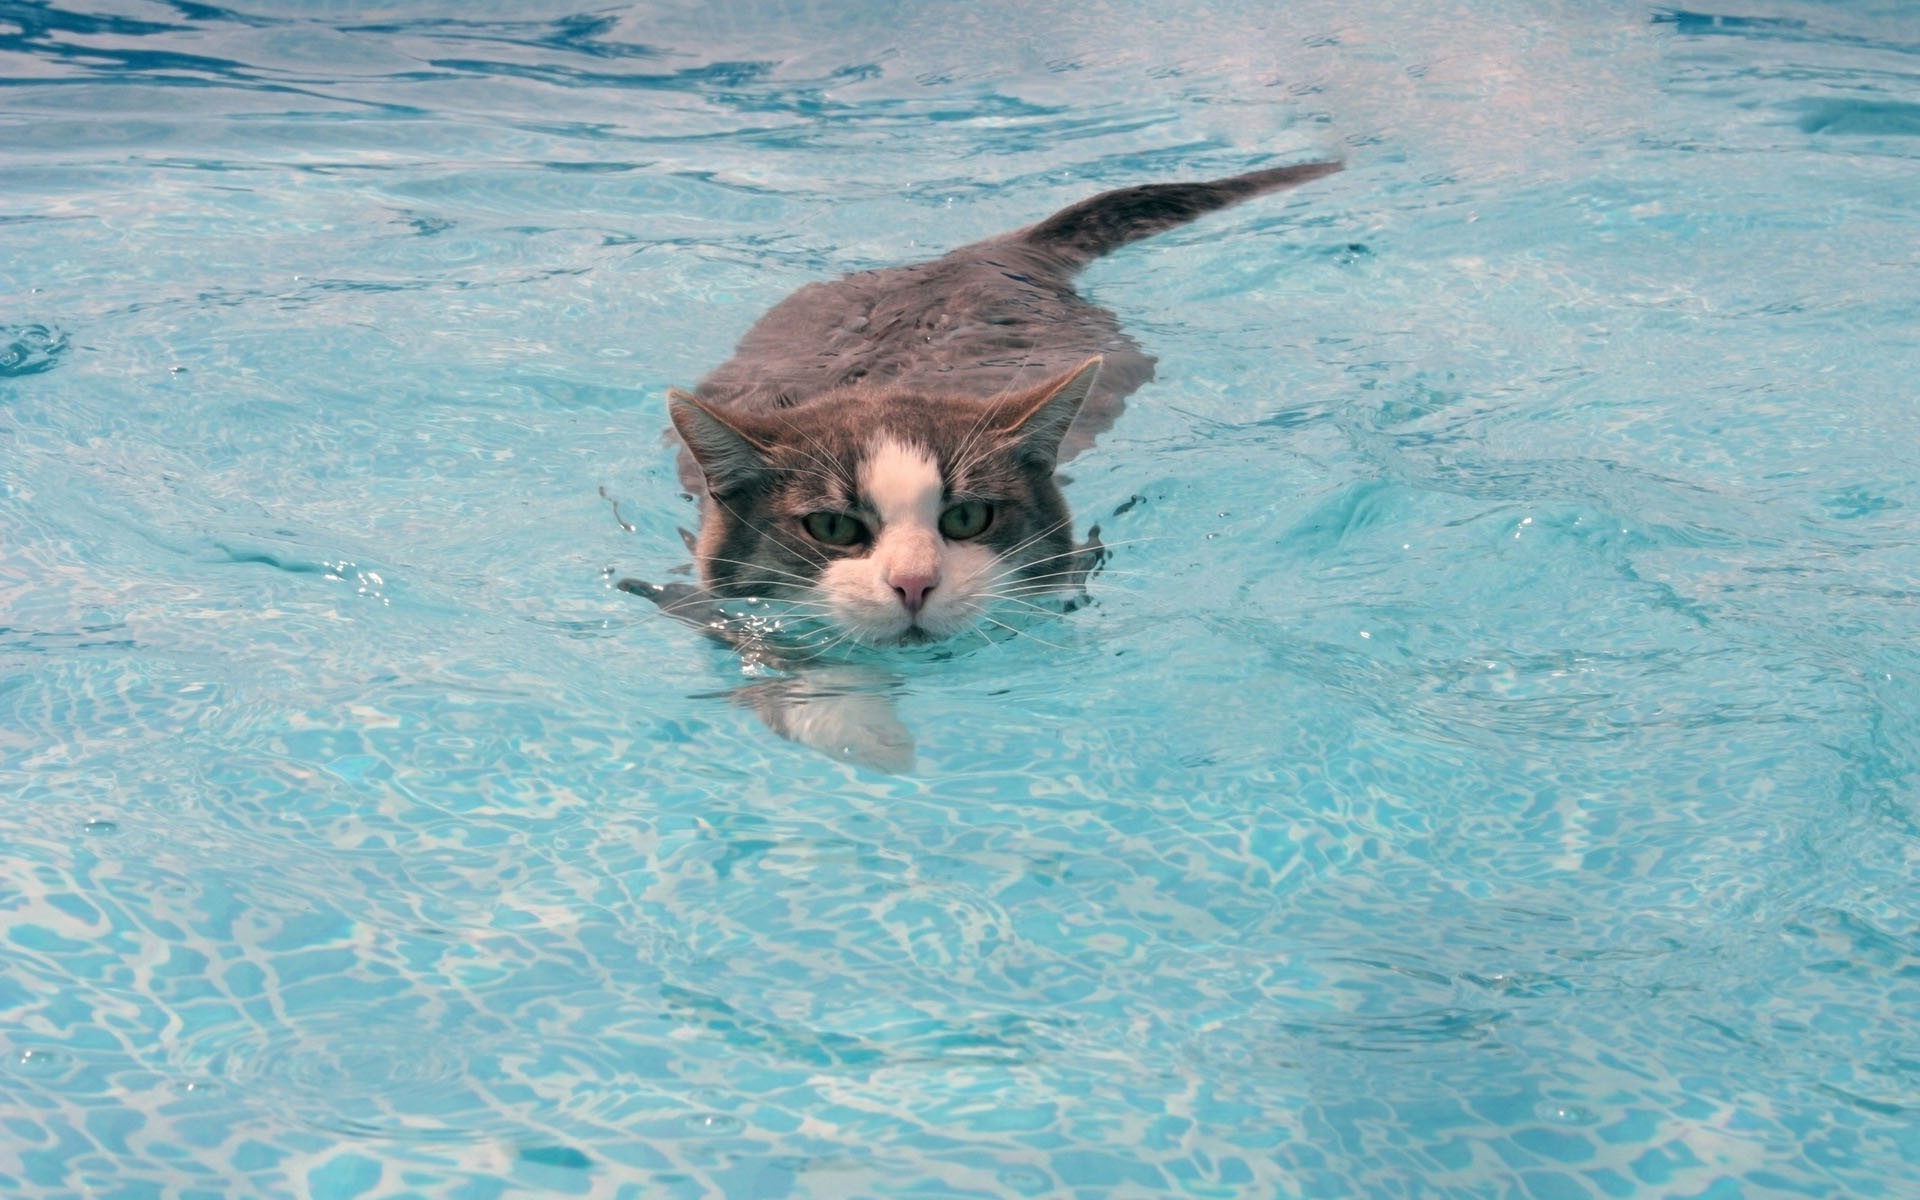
[817, 542, 1000, 647]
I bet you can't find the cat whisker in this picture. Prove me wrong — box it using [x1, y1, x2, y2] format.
[690, 557, 815, 586]
[981, 583, 1099, 611]
[975, 613, 1070, 653]
[976, 518, 1080, 573]
[985, 586, 1097, 605]
[699, 492, 826, 569]
[693, 556, 824, 589]
[1008, 562, 1149, 583]
[1044, 531, 1168, 560]
[783, 624, 873, 662]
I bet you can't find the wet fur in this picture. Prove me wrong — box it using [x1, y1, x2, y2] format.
[675, 160, 1343, 481]
[646, 160, 1342, 651]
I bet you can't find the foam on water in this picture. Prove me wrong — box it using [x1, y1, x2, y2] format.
[4, 1, 1919, 1196]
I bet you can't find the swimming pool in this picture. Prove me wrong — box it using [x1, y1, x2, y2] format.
[4, 0, 1918, 1195]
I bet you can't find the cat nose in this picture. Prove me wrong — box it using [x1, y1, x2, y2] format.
[888, 570, 937, 616]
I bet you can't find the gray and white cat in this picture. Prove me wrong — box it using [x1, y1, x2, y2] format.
[627, 160, 1341, 657]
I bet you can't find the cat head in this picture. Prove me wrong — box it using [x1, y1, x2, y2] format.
[668, 358, 1101, 649]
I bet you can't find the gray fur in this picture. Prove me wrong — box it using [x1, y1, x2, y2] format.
[675, 159, 1342, 489]
[645, 159, 1342, 635]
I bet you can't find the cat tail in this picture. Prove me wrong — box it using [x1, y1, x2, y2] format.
[1016, 160, 1341, 271]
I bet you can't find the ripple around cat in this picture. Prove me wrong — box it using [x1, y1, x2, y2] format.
[168, 1010, 521, 1144]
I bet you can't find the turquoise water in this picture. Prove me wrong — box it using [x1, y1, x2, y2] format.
[4, 0, 1919, 1195]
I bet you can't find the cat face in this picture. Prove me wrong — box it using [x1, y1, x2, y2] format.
[669, 360, 1100, 648]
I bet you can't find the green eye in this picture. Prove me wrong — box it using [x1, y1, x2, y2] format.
[939, 500, 993, 540]
[802, 511, 867, 547]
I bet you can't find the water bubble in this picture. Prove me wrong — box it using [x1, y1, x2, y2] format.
[10, 1047, 74, 1077]
[82, 818, 120, 836]
[683, 1112, 742, 1135]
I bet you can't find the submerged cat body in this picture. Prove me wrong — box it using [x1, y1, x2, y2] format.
[653, 160, 1341, 650]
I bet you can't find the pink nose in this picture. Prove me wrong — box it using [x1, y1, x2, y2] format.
[889, 571, 937, 616]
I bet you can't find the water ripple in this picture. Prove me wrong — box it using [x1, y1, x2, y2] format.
[173, 1010, 516, 1143]
[0, 324, 68, 377]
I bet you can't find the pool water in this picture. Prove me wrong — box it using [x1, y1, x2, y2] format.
[5, 0, 1919, 1195]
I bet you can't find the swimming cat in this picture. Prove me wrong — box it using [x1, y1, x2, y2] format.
[625, 160, 1341, 656]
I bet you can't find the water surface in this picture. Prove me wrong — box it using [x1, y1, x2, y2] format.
[3, 0, 1919, 1196]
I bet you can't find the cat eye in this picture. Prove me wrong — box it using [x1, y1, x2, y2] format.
[938, 500, 993, 540]
[801, 511, 868, 547]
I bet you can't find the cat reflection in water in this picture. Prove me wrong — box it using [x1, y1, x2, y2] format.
[621, 160, 1342, 767]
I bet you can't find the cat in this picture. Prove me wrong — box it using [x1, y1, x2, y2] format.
[620, 160, 1340, 766]
[625, 160, 1341, 651]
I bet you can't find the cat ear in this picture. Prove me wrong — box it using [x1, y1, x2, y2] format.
[993, 357, 1102, 466]
[669, 388, 769, 494]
